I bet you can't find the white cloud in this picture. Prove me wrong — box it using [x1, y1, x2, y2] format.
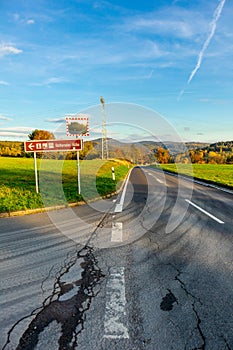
[0, 126, 34, 139]
[90, 127, 102, 134]
[0, 80, 10, 86]
[0, 126, 33, 132]
[0, 115, 12, 121]
[0, 43, 22, 57]
[120, 7, 208, 40]
[13, 13, 35, 25]
[13, 13, 20, 21]
[31, 77, 68, 86]
[46, 118, 66, 123]
[26, 19, 35, 25]
[129, 18, 193, 38]
[47, 77, 66, 84]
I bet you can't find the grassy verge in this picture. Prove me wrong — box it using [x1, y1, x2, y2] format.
[153, 163, 233, 188]
[0, 157, 131, 213]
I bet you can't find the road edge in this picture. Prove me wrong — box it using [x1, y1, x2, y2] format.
[0, 168, 134, 218]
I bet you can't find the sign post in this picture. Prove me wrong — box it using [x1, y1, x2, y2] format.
[77, 150, 81, 195]
[24, 139, 83, 193]
[66, 115, 89, 196]
[34, 152, 39, 193]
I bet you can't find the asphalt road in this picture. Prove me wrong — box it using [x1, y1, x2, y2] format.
[1, 166, 233, 350]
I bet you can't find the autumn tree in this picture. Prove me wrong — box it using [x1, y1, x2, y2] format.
[28, 129, 55, 140]
[27, 129, 55, 158]
[156, 147, 172, 164]
[0, 141, 24, 157]
[189, 149, 204, 163]
[79, 141, 94, 159]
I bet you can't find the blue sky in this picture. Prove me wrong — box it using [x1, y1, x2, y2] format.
[0, 0, 232, 143]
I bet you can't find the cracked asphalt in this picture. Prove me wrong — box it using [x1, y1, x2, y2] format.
[0, 166, 233, 350]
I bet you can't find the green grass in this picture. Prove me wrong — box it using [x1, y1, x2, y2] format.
[154, 163, 233, 187]
[0, 157, 131, 213]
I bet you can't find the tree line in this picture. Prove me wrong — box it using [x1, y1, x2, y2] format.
[0, 129, 232, 164]
[155, 145, 233, 164]
[0, 130, 96, 160]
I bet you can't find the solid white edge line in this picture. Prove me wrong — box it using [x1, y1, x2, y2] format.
[185, 199, 224, 224]
[114, 168, 133, 213]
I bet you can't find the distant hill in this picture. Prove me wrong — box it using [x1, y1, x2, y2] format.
[0, 139, 232, 164]
[139, 140, 210, 155]
[205, 141, 233, 152]
[185, 142, 210, 150]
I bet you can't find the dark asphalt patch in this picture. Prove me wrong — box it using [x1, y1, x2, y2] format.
[3, 246, 104, 350]
[160, 289, 178, 312]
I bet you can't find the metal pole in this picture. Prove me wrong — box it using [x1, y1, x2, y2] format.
[34, 152, 39, 193]
[101, 133, 104, 160]
[100, 96, 108, 160]
[77, 151, 81, 195]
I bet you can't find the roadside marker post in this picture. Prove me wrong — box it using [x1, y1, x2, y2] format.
[112, 167, 115, 181]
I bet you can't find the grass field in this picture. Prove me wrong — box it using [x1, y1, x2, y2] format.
[0, 157, 131, 213]
[155, 163, 233, 187]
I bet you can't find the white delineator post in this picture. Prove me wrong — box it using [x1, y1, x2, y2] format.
[112, 167, 115, 181]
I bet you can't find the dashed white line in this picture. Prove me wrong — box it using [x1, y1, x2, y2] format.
[103, 267, 129, 339]
[145, 170, 164, 184]
[111, 222, 123, 242]
[185, 199, 224, 224]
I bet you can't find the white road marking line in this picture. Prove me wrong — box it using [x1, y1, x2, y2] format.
[114, 169, 133, 213]
[162, 169, 233, 195]
[115, 203, 123, 212]
[185, 199, 224, 224]
[147, 171, 164, 184]
[111, 222, 123, 242]
[104, 267, 129, 339]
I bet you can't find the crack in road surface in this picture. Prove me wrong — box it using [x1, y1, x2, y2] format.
[3, 245, 104, 350]
[169, 264, 206, 350]
[222, 336, 232, 350]
[191, 302, 206, 350]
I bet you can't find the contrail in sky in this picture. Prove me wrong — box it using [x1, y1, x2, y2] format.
[178, 0, 226, 100]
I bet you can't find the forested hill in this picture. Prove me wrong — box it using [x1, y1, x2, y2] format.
[205, 141, 233, 152]
[139, 141, 210, 155]
[0, 139, 233, 165]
